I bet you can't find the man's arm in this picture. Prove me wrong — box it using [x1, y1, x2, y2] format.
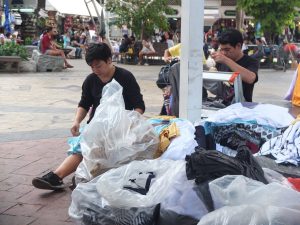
[211, 52, 257, 84]
[134, 108, 144, 114]
[163, 49, 172, 63]
[51, 41, 61, 49]
[70, 107, 88, 136]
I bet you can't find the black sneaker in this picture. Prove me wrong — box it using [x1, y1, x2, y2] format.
[32, 171, 65, 190]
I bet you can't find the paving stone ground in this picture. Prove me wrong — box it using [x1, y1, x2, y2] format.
[0, 58, 295, 225]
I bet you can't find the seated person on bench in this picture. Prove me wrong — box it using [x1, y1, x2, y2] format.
[138, 36, 156, 65]
[41, 27, 73, 69]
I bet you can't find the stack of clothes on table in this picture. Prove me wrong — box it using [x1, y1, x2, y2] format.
[69, 100, 300, 225]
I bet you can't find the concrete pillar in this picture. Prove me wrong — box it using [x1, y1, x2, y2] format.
[179, 0, 204, 122]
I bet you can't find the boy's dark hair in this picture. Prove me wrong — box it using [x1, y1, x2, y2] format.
[85, 43, 112, 65]
[218, 29, 243, 47]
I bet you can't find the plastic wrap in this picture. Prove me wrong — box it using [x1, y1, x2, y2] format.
[76, 79, 159, 181]
[96, 159, 186, 208]
[69, 176, 159, 225]
[263, 167, 294, 188]
[197, 175, 300, 225]
[70, 159, 205, 224]
[160, 119, 198, 160]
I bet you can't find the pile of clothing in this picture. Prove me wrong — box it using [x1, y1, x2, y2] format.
[69, 99, 300, 225]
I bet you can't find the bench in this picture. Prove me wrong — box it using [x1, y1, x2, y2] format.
[0, 56, 22, 73]
[24, 45, 38, 58]
[119, 41, 143, 65]
[32, 50, 64, 72]
[143, 42, 168, 65]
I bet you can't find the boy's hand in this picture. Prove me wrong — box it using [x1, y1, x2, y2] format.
[70, 122, 80, 136]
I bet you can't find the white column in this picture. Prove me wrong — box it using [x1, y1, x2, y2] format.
[179, 0, 204, 122]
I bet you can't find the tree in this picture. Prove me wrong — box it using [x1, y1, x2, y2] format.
[237, 0, 300, 42]
[105, 0, 175, 39]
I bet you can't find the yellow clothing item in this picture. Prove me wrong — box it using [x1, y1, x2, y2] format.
[154, 122, 180, 158]
[168, 43, 207, 64]
[169, 43, 182, 57]
[292, 64, 300, 106]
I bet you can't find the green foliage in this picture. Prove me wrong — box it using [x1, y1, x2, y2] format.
[106, 0, 173, 39]
[24, 37, 33, 45]
[36, 17, 46, 28]
[0, 42, 28, 60]
[237, 0, 300, 40]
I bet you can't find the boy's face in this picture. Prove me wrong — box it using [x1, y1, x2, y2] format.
[90, 59, 112, 76]
[219, 43, 241, 61]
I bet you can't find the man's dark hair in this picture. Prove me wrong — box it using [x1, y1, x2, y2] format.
[85, 43, 112, 65]
[218, 29, 243, 47]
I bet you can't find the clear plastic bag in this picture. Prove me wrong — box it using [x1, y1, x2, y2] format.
[69, 176, 159, 225]
[76, 79, 159, 181]
[198, 175, 300, 225]
[70, 159, 206, 224]
[263, 167, 294, 188]
[160, 169, 208, 220]
[96, 159, 186, 208]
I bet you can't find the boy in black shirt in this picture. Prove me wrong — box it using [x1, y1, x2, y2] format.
[206, 29, 259, 102]
[32, 43, 145, 190]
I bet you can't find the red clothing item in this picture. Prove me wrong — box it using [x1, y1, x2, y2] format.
[41, 34, 52, 54]
[283, 43, 297, 53]
[288, 177, 300, 192]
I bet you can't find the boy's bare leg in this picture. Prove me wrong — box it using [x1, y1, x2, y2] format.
[54, 154, 83, 179]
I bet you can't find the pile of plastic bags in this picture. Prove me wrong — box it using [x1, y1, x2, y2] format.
[69, 80, 300, 225]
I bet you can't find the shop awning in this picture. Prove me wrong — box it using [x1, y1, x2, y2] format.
[46, 0, 102, 17]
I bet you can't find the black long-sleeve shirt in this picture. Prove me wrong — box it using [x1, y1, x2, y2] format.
[216, 54, 259, 102]
[78, 66, 145, 123]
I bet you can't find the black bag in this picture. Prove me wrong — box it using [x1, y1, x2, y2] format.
[156, 65, 171, 89]
[156, 59, 179, 89]
[185, 145, 268, 185]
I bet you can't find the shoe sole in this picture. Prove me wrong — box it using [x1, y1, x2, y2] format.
[32, 178, 66, 191]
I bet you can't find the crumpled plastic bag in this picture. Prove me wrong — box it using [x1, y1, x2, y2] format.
[96, 159, 186, 208]
[197, 175, 300, 225]
[70, 159, 206, 224]
[76, 79, 159, 181]
[69, 176, 159, 225]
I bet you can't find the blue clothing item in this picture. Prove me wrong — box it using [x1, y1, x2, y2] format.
[67, 126, 85, 155]
[148, 117, 182, 135]
[204, 119, 258, 135]
[75, 47, 82, 58]
[4, 0, 11, 33]
[63, 35, 71, 49]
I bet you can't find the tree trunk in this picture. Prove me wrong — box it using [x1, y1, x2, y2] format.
[236, 8, 244, 31]
[140, 21, 145, 40]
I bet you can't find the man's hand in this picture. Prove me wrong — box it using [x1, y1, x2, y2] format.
[70, 122, 80, 136]
[164, 56, 172, 63]
[211, 51, 229, 64]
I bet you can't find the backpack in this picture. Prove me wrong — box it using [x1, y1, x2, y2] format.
[156, 59, 179, 89]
